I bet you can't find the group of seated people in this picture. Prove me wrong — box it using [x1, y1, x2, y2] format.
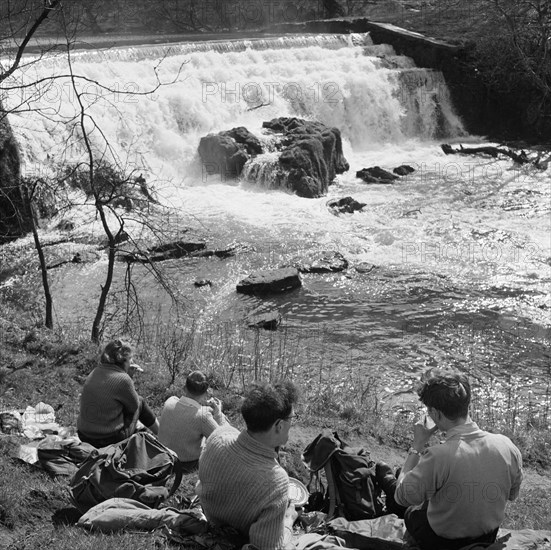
[77, 339, 523, 550]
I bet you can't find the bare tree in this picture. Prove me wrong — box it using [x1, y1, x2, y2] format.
[19, 176, 54, 328]
[0, 1, 64, 330]
[0, 0, 190, 336]
[474, 0, 550, 126]
[0, 0, 62, 86]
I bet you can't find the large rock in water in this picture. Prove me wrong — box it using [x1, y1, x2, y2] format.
[236, 267, 302, 294]
[356, 166, 399, 184]
[327, 197, 366, 215]
[198, 127, 264, 180]
[263, 117, 349, 198]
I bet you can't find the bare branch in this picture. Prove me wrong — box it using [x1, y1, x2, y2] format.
[0, 0, 62, 85]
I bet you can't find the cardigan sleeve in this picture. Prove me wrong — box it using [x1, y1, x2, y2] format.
[115, 375, 141, 427]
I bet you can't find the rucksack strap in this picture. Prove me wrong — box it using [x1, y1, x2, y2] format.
[167, 458, 184, 498]
[324, 461, 339, 520]
[307, 471, 325, 494]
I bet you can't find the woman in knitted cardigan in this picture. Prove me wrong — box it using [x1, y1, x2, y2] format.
[77, 339, 159, 447]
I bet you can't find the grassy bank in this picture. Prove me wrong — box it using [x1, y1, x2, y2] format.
[1, 305, 551, 548]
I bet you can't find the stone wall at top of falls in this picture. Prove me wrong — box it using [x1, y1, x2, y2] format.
[269, 18, 551, 142]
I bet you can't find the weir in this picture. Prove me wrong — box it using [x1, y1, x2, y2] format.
[7, 32, 464, 186]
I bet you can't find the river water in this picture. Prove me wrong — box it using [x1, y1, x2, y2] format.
[5, 33, 551, 422]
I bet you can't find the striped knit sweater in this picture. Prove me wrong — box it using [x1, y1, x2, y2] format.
[197, 425, 293, 550]
[77, 363, 140, 438]
[158, 395, 227, 462]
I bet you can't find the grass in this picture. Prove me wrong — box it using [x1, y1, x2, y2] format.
[1, 309, 550, 548]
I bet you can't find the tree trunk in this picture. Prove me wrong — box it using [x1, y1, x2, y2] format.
[91, 203, 118, 343]
[22, 185, 53, 329]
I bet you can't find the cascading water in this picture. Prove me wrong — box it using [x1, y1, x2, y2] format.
[4, 33, 550, 417]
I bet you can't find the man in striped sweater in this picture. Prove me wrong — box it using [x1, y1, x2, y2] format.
[197, 380, 299, 550]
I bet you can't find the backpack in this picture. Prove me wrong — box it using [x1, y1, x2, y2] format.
[302, 432, 383, 521]
[70, 432, 183, 512]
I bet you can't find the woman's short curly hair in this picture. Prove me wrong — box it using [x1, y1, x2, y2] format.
[418, 368, 471, 420]
[241, 380, 299, 433]
[101, 339, 133, 366]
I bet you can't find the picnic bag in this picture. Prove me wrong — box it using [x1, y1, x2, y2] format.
[302, 432, 383, 521]
[37, 436, 96, 476]
[70, 432, 183, 512]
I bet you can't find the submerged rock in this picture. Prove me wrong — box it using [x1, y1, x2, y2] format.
[119, 241, 242, 263]
[247, 311, 282, 330]
[355, 262, 377, 274]
[295, 251, 349, 274]
[119, 241, 206, 263]
[236, 267, 302, 294]
[263, 117, 349, 198]
[356, 166, 399, 184]
[148, 241, 206, 261]
[327, 196, 366, 214]
[45, 244, 101, 270]
[194, 279, 212, 288]
[393, 165, 415, 176]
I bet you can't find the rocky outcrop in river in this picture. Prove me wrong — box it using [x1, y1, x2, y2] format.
[198, 117, 349, 198]
[262, 117, 349, 198]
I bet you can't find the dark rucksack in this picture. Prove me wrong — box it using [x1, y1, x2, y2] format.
[69, 432, 183, 512]
[302, 432, 383, 521]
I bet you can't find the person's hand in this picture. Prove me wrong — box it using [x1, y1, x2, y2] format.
[207, 397, 222, 415]
[412, 415, 438, 450]
[128, 363, 144, 378]
[284, 500, 299, 526]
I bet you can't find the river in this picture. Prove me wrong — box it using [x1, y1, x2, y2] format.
[5, 33, 551, 424]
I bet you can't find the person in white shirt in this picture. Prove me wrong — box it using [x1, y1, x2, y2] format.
[376, 369, 523, 550]
[158, 370, 228, 472]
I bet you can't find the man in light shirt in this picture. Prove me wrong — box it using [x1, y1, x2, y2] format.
[158, 371, 228, 472]
[377, 369, 523, 550]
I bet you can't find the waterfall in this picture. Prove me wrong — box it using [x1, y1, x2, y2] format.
[5, 32, 465, 189]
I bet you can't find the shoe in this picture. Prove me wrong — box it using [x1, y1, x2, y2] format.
[375, 462, 393, 480]
[375, 462, 397, 492]
[375, 462, 407, 519]
[403, 530, 421, 550]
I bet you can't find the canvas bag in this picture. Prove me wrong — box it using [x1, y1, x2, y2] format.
[77, 497, 208, 534]
[70, 432, 183, 512]
[37, 436, 96, 476]
[302, 432, 383, 521]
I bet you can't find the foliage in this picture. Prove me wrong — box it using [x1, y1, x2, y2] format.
[63, 161, 143, 208]
[472, 0, 550, 120]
